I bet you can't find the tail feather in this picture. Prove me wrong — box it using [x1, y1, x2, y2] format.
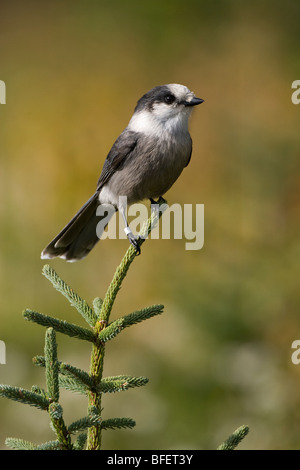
[41, 192, 113, 262]
[59, 214, 100, 262]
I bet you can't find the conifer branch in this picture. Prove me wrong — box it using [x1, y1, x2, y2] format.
[92, 297, 103, 319]
[68, 412, 101, 434]
[121, 304, 164, 328]
[0, 385, 50, 410]
[45, 328, 59, 402]
[33, 355, 96, 393]
[0, 198, 167, 450]
[0, 194, 252, 450]
[59, 363, 96, 390]
[5, 438, 38, 450]
[101, 417, 136, 431]
[217, 425, 249, 450]
[49, 402, 72, 450]
[34, 355, 148, 395]
[58, 375, 89, 395]
[96, 305, 164, 344]
[32, 354, 46, 367]
[87, 198, 167, 450]
[23, 309, 96, 342]
[94, 197, 167, 331]
[31, 384, 48, 399]
[35, 440, 62, 450]
[42, 264, 97, 327]
[100, 375, 149, 393]
[73, 434, 87, 450]
[97, 318, 125, 342]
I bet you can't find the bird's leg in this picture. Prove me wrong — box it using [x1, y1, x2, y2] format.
[150, 196, 165, 215]
[120, 206, 141, 255]
[150, 196, 165, 205]
[150, 197, 158, 205]
[150, 198, 159, 221]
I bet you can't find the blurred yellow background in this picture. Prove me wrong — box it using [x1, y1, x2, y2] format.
[0, 0, 300, 450]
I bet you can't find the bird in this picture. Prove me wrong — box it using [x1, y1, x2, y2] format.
[41, 83, 204, 262]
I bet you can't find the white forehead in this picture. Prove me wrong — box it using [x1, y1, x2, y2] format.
[167, 83, 193, 99]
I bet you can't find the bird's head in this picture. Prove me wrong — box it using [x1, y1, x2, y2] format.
[129, 84, 204, 135]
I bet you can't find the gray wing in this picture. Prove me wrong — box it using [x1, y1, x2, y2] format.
[97, 129, 138, 190]
[185, 137, 193, 167]
[41, 129, 139, 261]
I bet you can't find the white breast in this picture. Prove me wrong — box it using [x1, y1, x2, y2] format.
[128, 108, 190, 137]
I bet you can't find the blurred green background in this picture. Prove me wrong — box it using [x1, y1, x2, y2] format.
[0, 0, 299, 450]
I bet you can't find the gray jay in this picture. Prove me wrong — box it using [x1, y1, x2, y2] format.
[41, 84, 204, 261]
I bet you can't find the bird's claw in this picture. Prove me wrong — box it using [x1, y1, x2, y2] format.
[128, 233, 141, 255]
[150, 196, 165, 205]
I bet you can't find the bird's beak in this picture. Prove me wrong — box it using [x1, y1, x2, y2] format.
[184, 97, 204, 107]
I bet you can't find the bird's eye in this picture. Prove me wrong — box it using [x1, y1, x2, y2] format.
[164, 94, 175, 105]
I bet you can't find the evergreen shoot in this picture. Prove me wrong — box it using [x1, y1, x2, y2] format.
[0, 197, 249, 450]
[217, 425, 250, 450]
[0, 198, 167, 450]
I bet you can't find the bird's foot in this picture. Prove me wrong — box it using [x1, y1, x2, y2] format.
[150, 197, 167, 217]
[128, 233, 141, 255]
[124, 227, 141, 255]
[150, 196, 165, 205]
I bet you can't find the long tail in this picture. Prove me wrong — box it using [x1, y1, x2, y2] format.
[41, 193, 115, 262]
